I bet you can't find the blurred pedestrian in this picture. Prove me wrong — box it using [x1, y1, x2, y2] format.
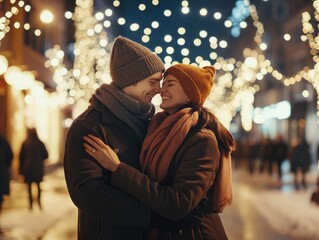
[84, 63, 236, 240]
[258, 137, 271, 174]
[64, 36, 165, 239]
[19, 128, 48, 210]
[310, 176, 319, 206]
[0, 134, 13, 232]
[232, 139, 244, 169]
[247, 139, 259, 175]
[272, 134, 288, 181]
[290, 138, 311, 190]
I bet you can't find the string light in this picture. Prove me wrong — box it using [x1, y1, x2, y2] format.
[0, 1, 44, 42]
[207, 0, 319, 128]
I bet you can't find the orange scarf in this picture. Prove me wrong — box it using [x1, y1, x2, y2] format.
[140, 108, 199, 182]
[212, 151, 233, 213]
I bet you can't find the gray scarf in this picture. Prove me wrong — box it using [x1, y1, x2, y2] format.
[94, 83, 155, 142]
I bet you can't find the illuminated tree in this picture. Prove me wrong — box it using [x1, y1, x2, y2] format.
[45, 0, 110, 110]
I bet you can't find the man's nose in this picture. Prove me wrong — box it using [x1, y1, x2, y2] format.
[154, 81, 161, 93]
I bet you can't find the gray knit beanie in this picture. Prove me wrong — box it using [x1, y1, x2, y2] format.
[110, 36, 165, 88]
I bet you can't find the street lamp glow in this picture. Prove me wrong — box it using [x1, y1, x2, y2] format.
[40, 9, 54, 24]
[0, 55, 8, 74]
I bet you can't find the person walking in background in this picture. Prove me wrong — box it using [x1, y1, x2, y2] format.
[290, 137, 311, 190]
[247, 139, 259, 175]
[19, 128, 48, 210]
[258, 137, 271, 174]
[272, 134, 288, 182]
[310, 176, 319, 206]
[64, 36, 165, 240]
[84, 63, 236, 240]
[0, 134, 13, 233]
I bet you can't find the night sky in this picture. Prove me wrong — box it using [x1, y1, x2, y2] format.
[93, 0, 240, 63]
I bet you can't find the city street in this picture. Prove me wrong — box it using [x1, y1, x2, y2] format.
[1, 0, 319, 239]
[0, 166, 76, 240]
[2, 162, 318, 240]
[221, 176, 291, 240]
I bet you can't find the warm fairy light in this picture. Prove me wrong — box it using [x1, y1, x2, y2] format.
[65, 11, 73, 19]
[40, 9, 54, 24]
[181, 7, 190, 14]
[113, 1, 120, 7]
[199, 30, 208, 38]
[154, 46, 163, 54]
[164, 35, 172, 42]
[163, 10, 172, 17]
[144, 28, 152, 35]
[151, 21, 159, 28]
[139, 4, 146, 11]
[130, 23, 140, 31]
[200, 8, 208, 16]
[177, 27, 186, 35]
[177, 38, 185, 45]
[193, 38, 201, 46]
[181, 1, 188, 7]
[0, 55, 9, 74]
[283, 33, 291, 41]
[142, 35, 150, 43]
[214, 12, 222, 20]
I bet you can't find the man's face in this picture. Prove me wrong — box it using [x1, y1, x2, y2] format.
[122, 71, 162, 103]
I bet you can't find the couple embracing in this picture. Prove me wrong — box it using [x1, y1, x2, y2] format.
[64, 36, 236, 240]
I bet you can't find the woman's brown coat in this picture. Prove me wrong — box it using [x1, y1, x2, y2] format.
[111, 128, 228, 240]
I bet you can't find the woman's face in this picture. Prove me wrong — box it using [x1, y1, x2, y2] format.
[160, 74, 189, 114]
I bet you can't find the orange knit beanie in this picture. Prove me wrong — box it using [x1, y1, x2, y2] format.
[164, 64, 216, 106]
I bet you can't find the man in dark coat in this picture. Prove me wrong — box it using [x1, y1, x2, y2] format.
[0, 134, 13, 232]
[290, 138, 311, 190]
[272, 134, 288, 181]
[19, 128, 48, 210]
[63, 36, 165, 240]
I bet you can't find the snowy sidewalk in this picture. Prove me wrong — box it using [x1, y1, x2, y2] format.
[0, 166, 75, 240]
[1, 163, 319, 240]
[234, 164, 319, 240]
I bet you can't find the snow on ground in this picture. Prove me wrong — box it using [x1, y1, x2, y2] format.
[251, 188, 319, 240]
[235, 162, 319, 240]
[1, 168, 75, 240]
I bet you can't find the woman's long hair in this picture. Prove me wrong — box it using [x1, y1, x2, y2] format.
[180, 103, 236, 155]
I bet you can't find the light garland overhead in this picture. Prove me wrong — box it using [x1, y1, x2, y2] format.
[44, 0, 319, 127]
[249, 0, 319, 123]
[0, 0, 43, 43]
[2, 0, 318, 127]
[207, 0, 319, 128]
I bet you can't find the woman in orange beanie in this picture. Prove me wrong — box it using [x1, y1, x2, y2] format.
[83, 63, 236, 240]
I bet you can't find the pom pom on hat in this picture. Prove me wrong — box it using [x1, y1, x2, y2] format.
[164, 64, 216, 106]
[110, 36, 165, 88]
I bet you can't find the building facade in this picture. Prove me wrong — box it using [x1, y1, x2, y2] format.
[0, 0, 73, 177]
